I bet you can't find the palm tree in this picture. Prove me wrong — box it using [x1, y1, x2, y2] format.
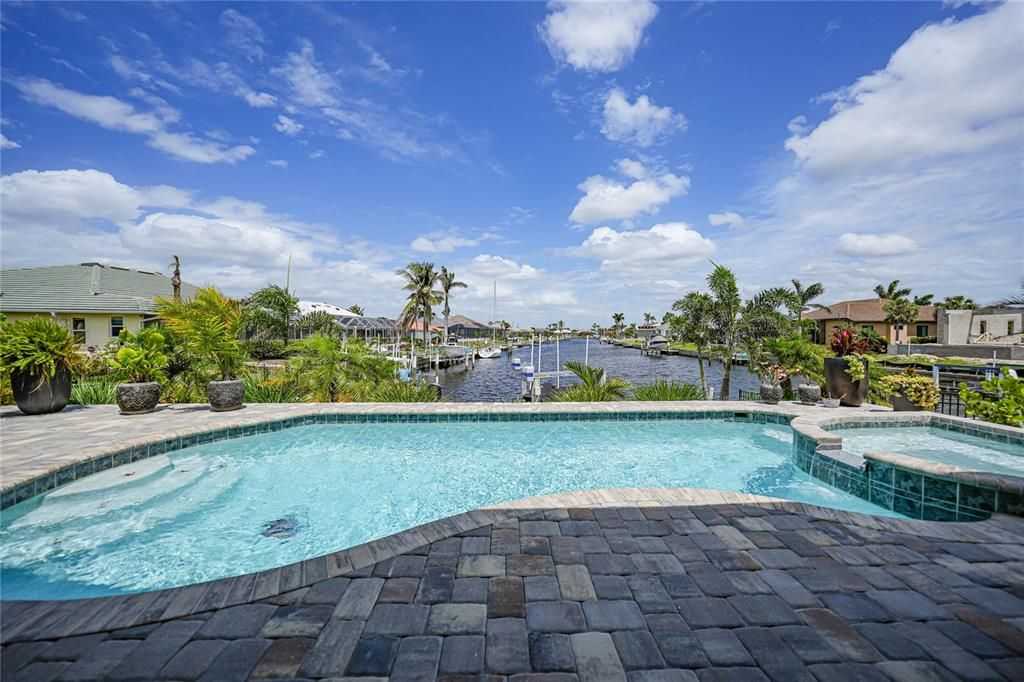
[790, 279, 829, 321]
[672, 292, 714, 396]
[874, 280, 911, 300]
[396, 262, 442, 348]
[883, 298, 920, 351]
[939, 295, 977, 310]
[438, 267, 467, 343]
[348, 304, 365, 316]
[611, 312, 625, 338]
[551, 360, 631, 402]
[913, 294, 934, 306]
[156, 287, 245, 381]
[243, 284, 299, 345]
[643, 312, 655, 325]
[997, 280, 1024, 306]
[704, 264, 794, 400]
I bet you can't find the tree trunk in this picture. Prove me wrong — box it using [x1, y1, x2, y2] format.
[696, 346, 708, 398]
[719, 343, 734, 400]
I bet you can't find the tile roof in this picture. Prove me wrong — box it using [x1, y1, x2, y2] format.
[804, 298, 936, 323]
[0, 263, 199, 314]
[447, 314, 487, 328]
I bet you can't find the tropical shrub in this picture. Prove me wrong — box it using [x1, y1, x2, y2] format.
[242, 371, 302, 403]
[365, 381, 440, 402]
[107, 328, 169, 384]
[879, 373, 939, 410]
[844, 352, 868, 383]
[0, 316, 87, 380]
[960, 370, 1024, 427]
[156, 287, 245, 381]
[551, 360, 631, 402]
[830, 326, 868, 357]
[632, 381, 704, 401]
[245, 340, 287, 360]
[909, 335, 937, 344]
[858, 328, 889, 354]
[70, 380, 118, 405]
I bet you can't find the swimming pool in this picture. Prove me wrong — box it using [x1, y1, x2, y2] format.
[1, 418, 892, 600]
[830, 426, 1024, 476]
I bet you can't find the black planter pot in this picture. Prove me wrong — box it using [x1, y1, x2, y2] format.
[208, 379, 244, 411]
[824, 357, 869, 407]
[116, 382, 162, 414]
[891, 394, 923, 412]
[10, 366, 72, 415]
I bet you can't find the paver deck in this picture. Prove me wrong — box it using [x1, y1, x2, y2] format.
[3, 404, 1024, 680]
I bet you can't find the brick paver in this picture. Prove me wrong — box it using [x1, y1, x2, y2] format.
[3, 495, 1024, 680]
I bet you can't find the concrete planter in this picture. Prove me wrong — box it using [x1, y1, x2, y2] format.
[116, 382, 161, 415]
[824, 357, 869, 407]
[11, 367, 71, 415]
[891, 393, 924, 412]
[208, 379, 244, 412]
[759, 383, 784, 404]
[797, 383, 822, 405]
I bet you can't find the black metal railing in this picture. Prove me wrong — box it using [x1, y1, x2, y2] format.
[737, 389, 761, 401]
[937, 386, 968, 418]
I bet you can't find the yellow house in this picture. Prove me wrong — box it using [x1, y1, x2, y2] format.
[805, 298, 937, 344]
[0, 263, 198, 352]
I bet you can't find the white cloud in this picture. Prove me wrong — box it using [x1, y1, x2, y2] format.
[569, 222, 715, 275]
[539, 0, 659, 72]
[1, 133, 20, 150]
[410, 235, 477, 253]
[708, 212, 744, 228]
[13, 78, 255, 164]
[220, 9, 265, 62]
[309, 150, 326, 160]
[785, 2, 1024, 178]
[153, 58, 275, 109]
[569, 159, 689, 225]
[268, 159, 289, 169]
[273, 39, 338, 107]
[244, 92, 277, 108]
[836, 232, 917, 257]
[273, 115, 304, 136]
[601, 88, 686, 147]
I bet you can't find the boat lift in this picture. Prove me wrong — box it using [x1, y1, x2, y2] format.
[515, 334, 589, 401]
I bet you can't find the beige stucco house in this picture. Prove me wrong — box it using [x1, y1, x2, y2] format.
[804, 298, 937, 344]
[0, 263, 198, 351]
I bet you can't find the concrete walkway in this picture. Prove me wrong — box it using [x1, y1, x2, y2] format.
[3, 489, 1024, 681]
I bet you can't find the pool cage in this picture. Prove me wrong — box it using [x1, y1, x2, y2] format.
[292, 301, 403, 347]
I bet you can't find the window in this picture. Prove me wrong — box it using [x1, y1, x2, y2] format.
[862, 325, 873, 332]
[71, 318, 86, 344]
[1010, 321, 1016, 336]
[110, 316, 125, 339]
[980, 320, 988, 334]
[916, 325, 929, 337]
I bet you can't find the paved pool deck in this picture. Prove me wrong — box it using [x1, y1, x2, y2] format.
[2, 403, 1024, 680]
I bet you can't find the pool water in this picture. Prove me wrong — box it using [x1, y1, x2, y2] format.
[831, 426, 1024, 477]
[1, 420, 891, 600]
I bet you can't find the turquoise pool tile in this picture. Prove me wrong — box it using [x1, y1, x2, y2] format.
[958, 484, 996, 513]
[923, 477, 957, 505]
[894, 469, 923, 496]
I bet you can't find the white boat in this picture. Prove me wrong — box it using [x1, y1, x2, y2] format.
[477, 280, 502, 359]
[646, 334, 669, 350]
[440, 338, 469, 358]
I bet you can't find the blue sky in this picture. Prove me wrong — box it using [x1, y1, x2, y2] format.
[2, 1, 1021, 326]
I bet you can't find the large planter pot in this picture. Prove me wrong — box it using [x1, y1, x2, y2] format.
[891, 393, 924, 412]
[759, 383, 783, 405]
[824, 357, 869, 407]
[208, 379, 244, 412]
[797, 383, 822, 405]
[10, 366, 71, 415]
[116, 382, 161, 415]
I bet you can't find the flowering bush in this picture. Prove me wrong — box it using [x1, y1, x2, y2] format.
[757, 362, 790, 386]
[880, 373, 939, 410]
[830, 326, 869, 357]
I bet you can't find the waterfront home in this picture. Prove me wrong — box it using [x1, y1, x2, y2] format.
[296, 300, 401, 342]
[445, 313, 491, 339]
[804, 297, 936, 343]
[0, 262, 197, 351]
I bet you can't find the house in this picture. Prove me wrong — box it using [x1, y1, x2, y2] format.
[804, 298, 937, 344]
[296, 301, 400, 341]
[635, 323, 669, 340]
[938, 306, 1023, 345]
[0, 262, 198, 351]
[446, 314, 491, 339]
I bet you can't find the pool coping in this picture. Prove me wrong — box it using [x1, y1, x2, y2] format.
[4, 485, 1024, 644]
[790, 412, 1024, 520]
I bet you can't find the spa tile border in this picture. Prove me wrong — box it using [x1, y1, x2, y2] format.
[4, 486, 1023, 644]
[791, 412, 1024, 522]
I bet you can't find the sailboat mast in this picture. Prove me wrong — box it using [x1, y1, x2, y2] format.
[491, 280, 497, 342]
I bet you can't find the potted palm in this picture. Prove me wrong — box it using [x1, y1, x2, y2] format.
[108, 328, 169, 414]
[880, 370, 939, 412]
[0, 316, 86, 415]
[156, 287, 246, 411]
[825, 326, 869, 407]
[757, 363, 787, 405]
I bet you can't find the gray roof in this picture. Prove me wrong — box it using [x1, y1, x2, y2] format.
[0, 263, 199, 314]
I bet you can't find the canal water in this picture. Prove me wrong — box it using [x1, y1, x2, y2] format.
[437, 338, 760, 401]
